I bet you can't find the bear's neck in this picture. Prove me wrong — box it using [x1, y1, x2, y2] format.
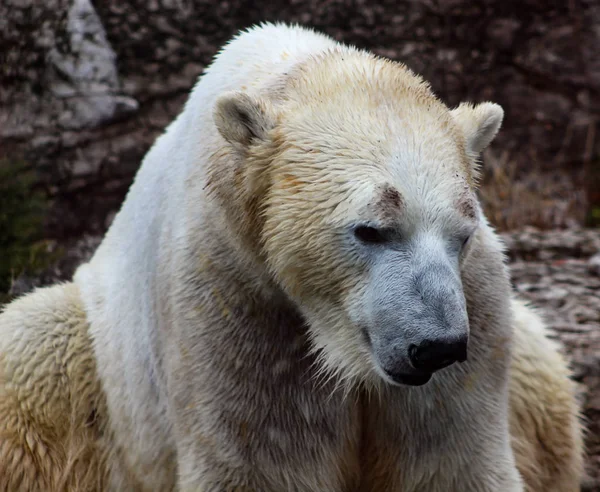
[162, 232, 331, 394]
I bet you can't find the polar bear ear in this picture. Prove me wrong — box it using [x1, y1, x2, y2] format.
[214, 91, 276, 148]
[450, 102, 504, 158]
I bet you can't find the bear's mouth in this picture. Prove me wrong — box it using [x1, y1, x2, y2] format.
[362, 328, 433, 387]
[384, 370, 432, 386]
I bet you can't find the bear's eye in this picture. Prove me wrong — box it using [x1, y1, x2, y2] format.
[354, 226, 387, 244]
[461, 234, 471, 249]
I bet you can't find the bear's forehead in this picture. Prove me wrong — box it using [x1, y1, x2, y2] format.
[270, 125, 474, 228]
[277, 53, 469, 178]
[267, 50, 475, 222]
[276, 99, 470, 188]
[284, 49, 436, 106]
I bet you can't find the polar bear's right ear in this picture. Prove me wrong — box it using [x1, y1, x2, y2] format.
[214, 91, 276, 148]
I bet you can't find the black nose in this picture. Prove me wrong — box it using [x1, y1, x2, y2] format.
[408, 336, 468, 373]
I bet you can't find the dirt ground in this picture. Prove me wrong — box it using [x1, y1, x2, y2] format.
[5, 225, 599, 490]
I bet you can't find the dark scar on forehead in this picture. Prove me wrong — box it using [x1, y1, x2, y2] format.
[457, 196, 477, 220]
[380, 185, 403, 208]
[373, 184, 404, 218]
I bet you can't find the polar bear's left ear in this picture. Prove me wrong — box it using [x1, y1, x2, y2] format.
[214, 91, 276, 149]
[450, 102, 504, 158]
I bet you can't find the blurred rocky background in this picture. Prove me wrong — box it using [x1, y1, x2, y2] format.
[1, 0, 599, 488]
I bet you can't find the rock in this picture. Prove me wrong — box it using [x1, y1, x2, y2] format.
[0, 0, 139, 237]
[590, 254, 600, 276]
[0, 0, 138, 138]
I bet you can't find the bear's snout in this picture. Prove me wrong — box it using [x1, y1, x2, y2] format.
[367, 244, 470, 386]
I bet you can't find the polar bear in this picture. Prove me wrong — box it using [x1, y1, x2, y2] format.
[0, 22, 584, 491]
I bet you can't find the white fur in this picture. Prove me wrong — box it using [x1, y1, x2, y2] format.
[74, 22, 343, 488]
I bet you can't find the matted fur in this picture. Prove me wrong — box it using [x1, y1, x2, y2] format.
[0, 22, 585, 491]
[0, 283, 109, 492]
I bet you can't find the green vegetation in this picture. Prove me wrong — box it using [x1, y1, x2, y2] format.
[0, 159, 60, 303]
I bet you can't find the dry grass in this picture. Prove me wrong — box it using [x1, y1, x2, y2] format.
[479, 149, 586, 232]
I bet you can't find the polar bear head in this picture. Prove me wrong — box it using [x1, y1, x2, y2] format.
[211, 50, 503, 388]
